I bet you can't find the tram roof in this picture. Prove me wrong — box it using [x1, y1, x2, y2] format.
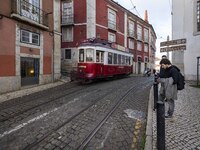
[78, 38, 133, 56]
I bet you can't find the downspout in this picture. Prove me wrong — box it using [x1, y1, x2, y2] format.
[50, 31, 54, 82]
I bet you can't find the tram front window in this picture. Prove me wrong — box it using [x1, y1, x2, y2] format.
[86, 48, 94, 62]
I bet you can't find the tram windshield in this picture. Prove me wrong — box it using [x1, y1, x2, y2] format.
[86, 48, 94, 62]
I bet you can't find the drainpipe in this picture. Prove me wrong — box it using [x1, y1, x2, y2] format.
[50, 31, 54, 82]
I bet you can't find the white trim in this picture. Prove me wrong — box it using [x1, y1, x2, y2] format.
[40, 32, 43, 75]
[96, 23, 108, 29]
[87, 0, 96, 38]
[107, 4, 118, 12]
[128, 16, 135, 22]
[20, 53, 40, 58]
[11, 14, 49, 30]
[124, 12, 127, 48]
[16, 25, 21, 76]
[75, 23, 87, 26]
[78, 45, 133, 57]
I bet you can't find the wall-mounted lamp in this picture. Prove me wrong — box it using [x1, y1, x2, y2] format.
[0, 14, 3, 19]
[29, 48, 33, 52]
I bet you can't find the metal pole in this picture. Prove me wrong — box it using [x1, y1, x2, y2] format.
[157, 100, 165, 150]
[154, 74, 165, 150]
[197, 57, 200, 86]
[167, 35, 170, 59]
[153, 75, 158, 110]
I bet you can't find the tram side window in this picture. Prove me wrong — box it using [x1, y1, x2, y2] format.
[101, 52, 104, 63]
[129, 57, 131, 65]
[125, 56, 129, 65]
[86, 48, 94, 62]
[122, 55, 125, 64]
[118, 54, 121, 65]
[96, 51, 104, 63]
[108, 52, 113, 64]
[79, 49, 84, 62]
[114, 53, 117, 64]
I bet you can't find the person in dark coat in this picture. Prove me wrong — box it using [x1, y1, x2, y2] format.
[159, 58, 179, 118]
[159, 55, 167, 78]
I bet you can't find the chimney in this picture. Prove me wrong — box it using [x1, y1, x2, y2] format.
[144, 10, 148, 23]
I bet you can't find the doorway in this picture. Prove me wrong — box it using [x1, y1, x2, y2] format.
[21, 57, 39, 86]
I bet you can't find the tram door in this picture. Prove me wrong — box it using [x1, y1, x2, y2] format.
[21, 57, 39, 86]
[96, 51, 104, 77]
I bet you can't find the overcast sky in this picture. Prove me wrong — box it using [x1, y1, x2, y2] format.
[113, 0, 172, 58]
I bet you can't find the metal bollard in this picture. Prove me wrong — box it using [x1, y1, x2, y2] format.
[153, 75, 158, 110]
[153, 82, 158, 110]
[156, 100, 165, 150]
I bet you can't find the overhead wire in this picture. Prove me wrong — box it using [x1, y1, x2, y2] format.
[129, 0, 141, 18]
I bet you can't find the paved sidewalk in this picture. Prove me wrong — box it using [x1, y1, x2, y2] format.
[0, 76, 70, 104]
[146, 82, 200, 150]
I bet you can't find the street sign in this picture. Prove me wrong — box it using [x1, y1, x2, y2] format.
[160, 45, 186, 52]
[160, 38, 186, 47]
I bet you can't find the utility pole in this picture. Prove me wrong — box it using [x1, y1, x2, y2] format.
[167, 35, 170, 59]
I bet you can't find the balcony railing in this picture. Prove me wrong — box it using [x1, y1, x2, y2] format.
[62, 14, 74, 25]
[11, 0, 48, 27]
[108, 20, 116, 31]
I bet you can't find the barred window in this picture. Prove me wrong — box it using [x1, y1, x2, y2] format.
[197, 1, 200, 31]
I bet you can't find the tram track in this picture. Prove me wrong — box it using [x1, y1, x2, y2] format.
[22, 78, 151, 150]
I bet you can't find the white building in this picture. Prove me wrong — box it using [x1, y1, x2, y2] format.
[172, 0, 200, 80]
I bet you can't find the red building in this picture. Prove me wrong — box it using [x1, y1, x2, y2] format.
[0, 0, 61, 94]
[61, 0, 156, 75]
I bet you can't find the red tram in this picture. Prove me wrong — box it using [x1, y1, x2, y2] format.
[77, 38, 133, 82]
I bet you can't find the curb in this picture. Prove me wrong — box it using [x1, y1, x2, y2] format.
[144, 85, 153, 150]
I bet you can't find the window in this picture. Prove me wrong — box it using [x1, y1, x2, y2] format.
[79, 49, 84, 62]
[128, 20, 135, 37]
[137, 42, 142, 51]
[144, 57, 148, 62]
[108, 8, 116, 30]
[122, 55, 125, 64]
[62, 27, 73, 42]
[118, 54, 121, 64]
[108, 32, 116, 42]
[114, 53, 117, 64]
[108, 52, 113, 64]
[96, 51, 104, 63]
[62, 1, 73, 24]
[197, 1, 200, 32]
[129, 39, 134, 49]
[144, 44, 149, 52]
[21, 29, 40, 45]
[144, 28, 149, 42]
[86, 48, 94, 62]
[65, 49, 71, 59]
[137, 24, 142, 41]
[21, 0, 40, 22]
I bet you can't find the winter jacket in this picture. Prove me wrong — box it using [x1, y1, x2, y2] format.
[159, 77, 178, 100]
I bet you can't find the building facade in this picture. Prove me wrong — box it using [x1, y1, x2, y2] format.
[61, 0, 157, 75]
[0, 0, 61, 94]
[172, 0, 200, 80]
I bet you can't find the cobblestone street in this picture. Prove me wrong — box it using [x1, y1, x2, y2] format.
[0, 76, 153, 150]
